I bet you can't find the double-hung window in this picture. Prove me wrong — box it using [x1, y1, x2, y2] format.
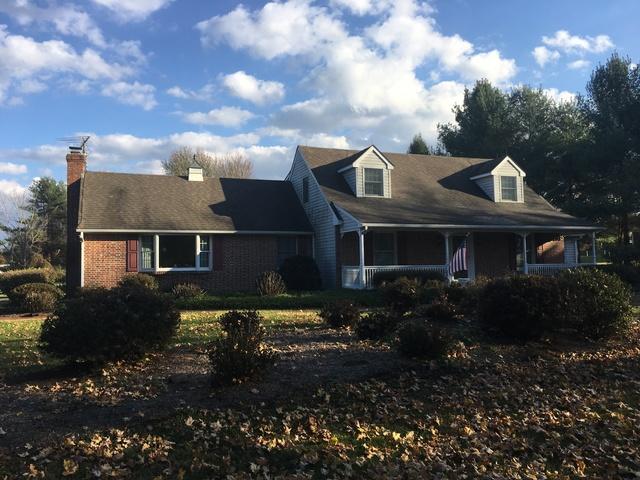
[277, 236, 297, 267]
[364, 168, 384, 196]
[500, 176, 517, 201]
[139, 234, 212, 272]
[373, 233, 395, 265]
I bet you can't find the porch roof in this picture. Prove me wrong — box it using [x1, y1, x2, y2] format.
[299, 146, 598, 232]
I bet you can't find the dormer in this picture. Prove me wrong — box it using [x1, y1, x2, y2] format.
[337, 145, 394, 198]
[470, 156, 526, 203]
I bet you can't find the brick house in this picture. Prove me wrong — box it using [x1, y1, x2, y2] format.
[67, 144, 600, 292]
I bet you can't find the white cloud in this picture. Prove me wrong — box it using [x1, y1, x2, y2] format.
[567, 59, 591, 70]
[221, 71, 285, 105]
[542, 30, 614, 54]
[0, 162, 27, 174]
[329, 0, 394, 16]
[101, 81, 157, 110]
[0, 25, 136, 104]
[91, 0, 174, 21]
[165, 83, 216, 102]
[180, 107, 254, 127]
[543, 88, 576, 103]
[166, 86, 190, 99]
[0, 179, 27, 196]
[532, 46, 560, 67]
[0, 0, 106, 47]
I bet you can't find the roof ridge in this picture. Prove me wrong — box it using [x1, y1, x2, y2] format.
[85, 171, 288, 182]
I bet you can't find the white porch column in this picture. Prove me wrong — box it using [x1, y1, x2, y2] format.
[521, 233, 529, 274]
[153, 234, 160, 273]
[358, 229, 366, 289]
[443, 232, 452, 281]
[591, 231, 597, 265]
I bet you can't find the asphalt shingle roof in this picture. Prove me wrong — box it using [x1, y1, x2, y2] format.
[299, 146, 596, 230]
[78, 172, 312, 232]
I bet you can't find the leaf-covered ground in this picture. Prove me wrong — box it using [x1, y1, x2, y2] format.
[1, 306, 639, 479]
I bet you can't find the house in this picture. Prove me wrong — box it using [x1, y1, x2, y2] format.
[66, 144, 600, 292]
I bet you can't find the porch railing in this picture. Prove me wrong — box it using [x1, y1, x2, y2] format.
[342, 264, 448, 289]
[527, 263, 578, 276]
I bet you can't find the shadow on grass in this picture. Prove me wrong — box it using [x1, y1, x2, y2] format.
[3, 359, 98, 385]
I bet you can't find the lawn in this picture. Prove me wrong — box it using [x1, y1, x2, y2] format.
[0, 304, 639, 478]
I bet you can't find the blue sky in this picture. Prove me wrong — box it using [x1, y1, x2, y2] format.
[0, 0, 638, 198]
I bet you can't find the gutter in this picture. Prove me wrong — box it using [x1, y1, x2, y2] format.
[77, 228, 314, 235]
[361, 223, 604, 232]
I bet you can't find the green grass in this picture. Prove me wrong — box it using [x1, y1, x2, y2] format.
[175, 289, 381, 310]
[0, 309, 323, 378]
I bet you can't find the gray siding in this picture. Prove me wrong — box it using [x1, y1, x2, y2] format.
[564, 236, 578, 264]
[287, 149, 338, 287]
[474, 176, 494, 199]
[355, 149, 392, 198]
[342, 167, 357, 195]
[335, 205, 361, 232]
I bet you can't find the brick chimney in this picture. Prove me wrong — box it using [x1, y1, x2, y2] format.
[66, 147, 87, 293]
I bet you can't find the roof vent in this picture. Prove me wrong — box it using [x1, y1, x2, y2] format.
[188, 165, 203, 182]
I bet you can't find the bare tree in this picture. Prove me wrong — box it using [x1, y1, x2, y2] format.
[162, 147, 253, 178]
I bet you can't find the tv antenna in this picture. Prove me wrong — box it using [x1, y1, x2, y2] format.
[57, 135, 91, 153]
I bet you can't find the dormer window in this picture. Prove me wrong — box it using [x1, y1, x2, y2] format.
[364, 168, 384, 196]
[500, 176, 517, 201]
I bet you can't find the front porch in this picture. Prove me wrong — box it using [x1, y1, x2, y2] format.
[340, 229, 597, 289]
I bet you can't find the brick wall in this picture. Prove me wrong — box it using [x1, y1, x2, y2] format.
[83, 234, 284, 292]
[534, 234, 565, 264]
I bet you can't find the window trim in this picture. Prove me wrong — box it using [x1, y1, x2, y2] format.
[139, 234, 212, 273]
[500, 175, 518, 202]
[363, 168, 385, 197]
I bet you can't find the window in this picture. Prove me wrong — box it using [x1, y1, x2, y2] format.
[364, 168, 384, 196]
[199, 236, 210, 269]
[159, 235, 196, 269]
[277, 236, 297, 266]
[373, 232, 395, 265]
[141, 235, 154, 270]
[500, 176, 517, 201]
[302, 176, 309, 203]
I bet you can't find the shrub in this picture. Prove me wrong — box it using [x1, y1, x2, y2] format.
[397, 319, 453, 359]
[420, 297, 457, 322]
[39, 285, 180, 362]
[443, 282, 466, 306]
[172, 283, 205, 299]
[0, 268, 58, 294]
[319, 300, 360, 329]
[598, 263, 640, 288]
[478, 275, 563, 341]
[559, 268, 633, 340]
[255, 271, 287, 296]
[458, 276, 490, 315]
[355, 310, 399, 340]
[118, 273, 159, 291]
[278, 255, 322, 291]
[372, 269, 445, 288]
[28, 253, 53, 269]
[208, 310, 277, 386]
[8, 283, 64, 313]
[419, 279, 445, 304]
[380, 277, 421, 314]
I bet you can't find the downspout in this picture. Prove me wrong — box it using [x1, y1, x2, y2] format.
[79, 231, 85, 288]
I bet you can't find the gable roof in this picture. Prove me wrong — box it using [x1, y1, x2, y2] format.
[78, 172, 312, 233]
[298, 146, 596, 230]
[336, 145, 394, 172]
[469, 155, 526, 180]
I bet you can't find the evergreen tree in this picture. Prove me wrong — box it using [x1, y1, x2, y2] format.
[407, 133, 431, 155]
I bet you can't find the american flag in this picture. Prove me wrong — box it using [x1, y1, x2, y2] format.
[448, 238, 468, 276]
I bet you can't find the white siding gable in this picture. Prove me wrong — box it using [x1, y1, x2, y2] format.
[471, 156, 526, 203]
[286, 148, 339, 287]
[339, 146, 393, 198]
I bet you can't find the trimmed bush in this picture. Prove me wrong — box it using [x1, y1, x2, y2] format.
[559, 268, 633, 340]
[118, 273, 159, 291]
[172, 283, 205, 299]
[28, 253, 53, 269]
[278, 256, 322, 291]
[8, 282, 64, 313]
[372, 269, 445, 288]
[208, 310, 277, 386]
[256, 271, 287, 296]
[598, 263, 640, 288]
[478, 275, 563, 341]
[0, 268, 59, 294]
[39, 284, 180, 362]
[380, 277, 421, 314]
[355, 310, 399, 340]
[419, 279, 446, 304]
[397, 319, 453, 359]
[443, 282, 466, 306]
[417, 297, 457, 322]
[319, 300, 360, 329]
